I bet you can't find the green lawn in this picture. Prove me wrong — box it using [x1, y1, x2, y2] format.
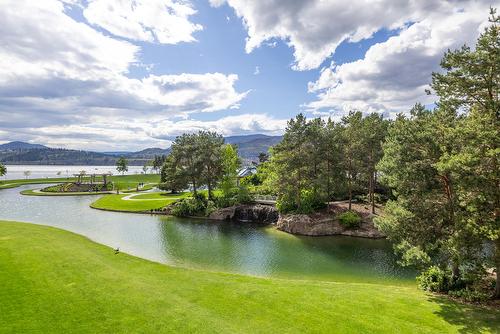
[20, 189, 112, 196]
[90, 192, 185, 212]
[0, 174, 160, 191]
[0, 221, 498, 333]
[0, 177, 74, 189]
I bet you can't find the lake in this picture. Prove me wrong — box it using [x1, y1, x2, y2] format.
[0, 184, 416, 285]
[1, 165, 146, 180]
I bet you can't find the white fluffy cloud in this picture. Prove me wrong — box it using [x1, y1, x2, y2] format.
[0, 0, 249, 150]
[212, 0, 474, 70]
[84, 0, 203, 44]
[212, 0, 494, 113]
[307, 2, 491, 114]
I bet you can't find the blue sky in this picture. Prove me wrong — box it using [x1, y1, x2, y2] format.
[0, 0, 494, 151]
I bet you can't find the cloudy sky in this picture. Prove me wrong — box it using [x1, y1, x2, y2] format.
[0, 0, 496, 151]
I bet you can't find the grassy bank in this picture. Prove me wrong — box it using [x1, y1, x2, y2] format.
[0, 174, 160, 190]
[90, 192, 187, 212]
[0, 221, 498, 333]
[20, 189, 113, 196]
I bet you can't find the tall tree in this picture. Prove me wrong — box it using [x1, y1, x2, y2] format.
[430, 8, 500, 297]
[160, 154, 188, 193]
[360, 113, 388, 213]
[341, 111, 364, 210]
[116, 157, 128, 175]
[220, 144, 241, 198]
[198, 131, 225, 200]
[376, 105, 465, 278]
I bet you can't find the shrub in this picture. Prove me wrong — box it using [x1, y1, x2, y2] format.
[236, 186, 253, 204]
[417, 266, 450, 293]
[170, 196, 207, 217]
[338, 211, 362, 228]
[276, 194, 297, 214]
[448, 287, 490, 303]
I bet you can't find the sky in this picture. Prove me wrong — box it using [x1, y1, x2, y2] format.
[0, 0, 496, 151]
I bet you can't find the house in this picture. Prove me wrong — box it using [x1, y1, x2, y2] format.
[236, 166, 257, 186]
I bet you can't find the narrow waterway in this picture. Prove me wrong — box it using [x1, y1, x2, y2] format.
[0, 184, 416, 285]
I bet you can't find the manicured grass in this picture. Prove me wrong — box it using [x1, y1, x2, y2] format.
[0, 174, 160, 190]
[20, 189, 112, 196]
[131, 191, 191, 200]
[0, 177, 74, 189]
[90, 193, 182, 212]
[1, 221, 498, 333]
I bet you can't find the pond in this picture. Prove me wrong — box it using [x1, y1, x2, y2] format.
[0, 184, 416, 285]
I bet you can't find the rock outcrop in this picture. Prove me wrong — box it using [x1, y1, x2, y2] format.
[208, 204, 278, 224]
[276, 208, 385, 238]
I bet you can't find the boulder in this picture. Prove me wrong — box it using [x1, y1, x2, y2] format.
[276, 212, 385, 238]
[208, 204, 278, 224]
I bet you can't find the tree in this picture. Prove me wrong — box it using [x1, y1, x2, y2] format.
[220, 144, 241, 198]
[376, 105, 464, 277]
[360, 113, 388, 213]
[23, 170, 31, 179]
[116, 157, 128, 175]
[160, 154, 188, 193]
[152, 155, 166, 174]
[378, 9, 500, 298]
[163, 131, 226, 199]
[0, 163, 6, 178]
[258, 152, 269, 163]
[430, 8, 500, 297]
[341, 111, 364, 210]
[142, 164, 149, 174]
[198, 131, 225, 200]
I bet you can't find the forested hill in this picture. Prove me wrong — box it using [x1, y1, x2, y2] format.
[0, 135, 282, 165]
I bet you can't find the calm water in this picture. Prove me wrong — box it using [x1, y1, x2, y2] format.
[1, 165, 145, 180]
[0, 184, 416, 285]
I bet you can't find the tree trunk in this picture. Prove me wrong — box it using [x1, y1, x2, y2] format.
[348, 177, 352, 211]
[192, 179, 197, 195]
[495, 238, 500, 299]
[370, 171, 375, 214]
[207, 181, 212, 200]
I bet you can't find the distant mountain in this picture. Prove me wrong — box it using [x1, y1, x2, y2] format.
[225, 134, 273, 144]
[232, 135, 282, 162]
[126, 148, 171, 159]
[0, 134, 282, 165]
[0, 141, 48, 150]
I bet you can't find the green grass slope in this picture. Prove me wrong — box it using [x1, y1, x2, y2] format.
[0, 174, 160, 190]
[0, 221, 498, 333]
[90, 192, 184, 212]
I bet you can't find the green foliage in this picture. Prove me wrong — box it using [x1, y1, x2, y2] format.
[448, 287, 491, 303]
[162, 131, 225, 199]
[338, 211, 362, 228]
[220, 144, 241, 198]
[0, 163, 6, 177]
[378, 11, 500, 298]
[116, 157, 128, 175]
[276, 190, 325, 214]
[270, 112, 387, 214]
[236, 186, 253, 204]
[417, 266, 451, 293]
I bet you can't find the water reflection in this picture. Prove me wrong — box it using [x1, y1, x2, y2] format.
[0, 184, 415, 284]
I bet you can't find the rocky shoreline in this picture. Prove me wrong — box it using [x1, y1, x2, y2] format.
[208, 201, 385, 239]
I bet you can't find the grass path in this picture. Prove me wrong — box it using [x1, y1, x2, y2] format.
[1, 221, 499, 333]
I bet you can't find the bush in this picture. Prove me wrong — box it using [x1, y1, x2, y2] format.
[417, 266, 450, 293]
[448, 287, 490, 303]
[276, 194, 297, 214]
[236, 186, 253, 204]
[338, 211, 362, 228]
[170, 196, 207, 217]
